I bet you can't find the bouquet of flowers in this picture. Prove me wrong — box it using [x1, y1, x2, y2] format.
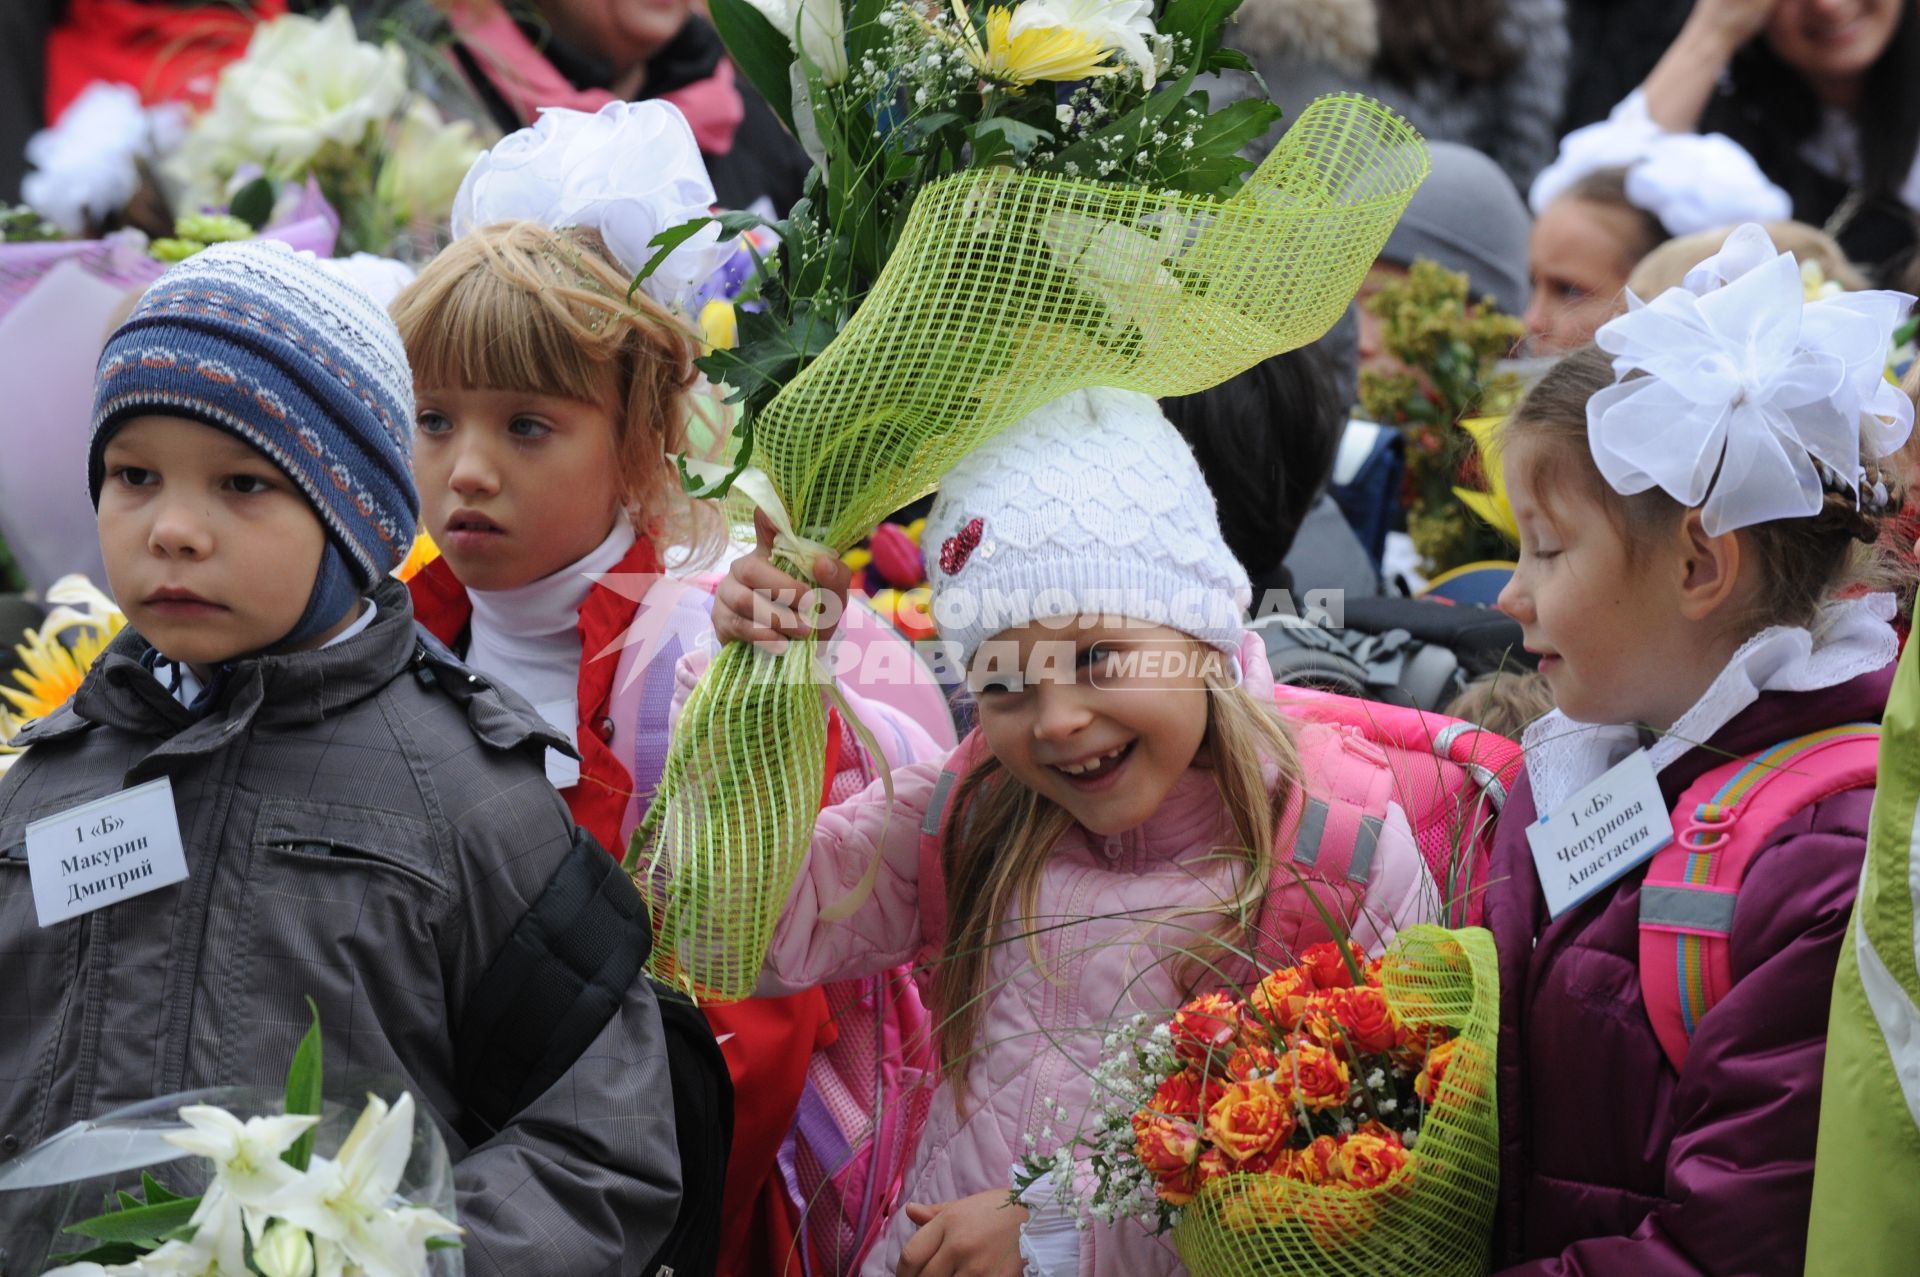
[2, 1006, 460, 1277]
[1356, 259, 1524, 577]
[628, 0, 1431, 1000]
[165, 6, 484, 258]
[1021, 928, 1499, 1276]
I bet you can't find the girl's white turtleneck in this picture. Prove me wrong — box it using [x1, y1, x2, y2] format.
[464, 519, 636, 785]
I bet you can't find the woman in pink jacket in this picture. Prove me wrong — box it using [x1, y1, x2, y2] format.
[713, 388, 1436, 1277]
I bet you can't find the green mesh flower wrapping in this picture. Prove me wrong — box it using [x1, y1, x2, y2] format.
[1174, 926, 1500, 1277]
[635, 95, 1431, 1000]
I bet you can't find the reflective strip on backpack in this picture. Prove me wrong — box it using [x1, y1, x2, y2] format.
[1347, 816, 1383, 884]
[1292, 799, 1330, 866]
[1639, 884, 1738, 935]
[922, 770, 958, 836]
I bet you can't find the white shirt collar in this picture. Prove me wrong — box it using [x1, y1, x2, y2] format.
[467, 519, 635, 643]
[1521, 593, 1898, 817]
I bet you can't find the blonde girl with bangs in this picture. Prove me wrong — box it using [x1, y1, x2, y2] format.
[391, 105, 950, 1277]
[714, 388, 1436, 1277]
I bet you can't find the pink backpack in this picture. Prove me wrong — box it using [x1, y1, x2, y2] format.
[1638, 723, 1879, 1072]
[1267, 687, 1523, 929]
[776, 967, 937, 1276]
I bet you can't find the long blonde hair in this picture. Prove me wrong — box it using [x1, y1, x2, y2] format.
[929, 667, 1301, 1090]
[389, 221, 722, 564]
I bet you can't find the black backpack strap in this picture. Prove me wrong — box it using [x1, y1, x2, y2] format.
[455, 826, 653, 1146]
[1255, 613, 1373, 699]
[642, 983, 734, 1277]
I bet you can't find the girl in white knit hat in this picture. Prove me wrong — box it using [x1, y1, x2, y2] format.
[712, 387, 1440, 1277]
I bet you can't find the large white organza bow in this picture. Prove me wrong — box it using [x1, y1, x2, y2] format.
[1588, 223, 1915, 536]
[450, 100, 731, 312]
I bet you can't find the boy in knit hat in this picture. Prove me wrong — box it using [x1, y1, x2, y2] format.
[0, 243, 679, 1273]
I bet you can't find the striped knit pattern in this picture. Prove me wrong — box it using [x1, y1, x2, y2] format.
[88, 241, 418, 587]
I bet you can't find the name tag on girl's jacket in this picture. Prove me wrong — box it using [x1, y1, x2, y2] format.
[1526, 750, 1674, 918]
[25, 778, 189, 926]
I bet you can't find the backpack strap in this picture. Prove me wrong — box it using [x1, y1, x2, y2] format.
[1638, 723, 1880, 1073]
[915, 730, 995, 958]
[1251, 721, 1400, 967]
[454, 824, 654, 1148]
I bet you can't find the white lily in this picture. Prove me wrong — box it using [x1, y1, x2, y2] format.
[744, 0, 848, 84]
[252, 1220, 317, 1277]
[268, 1093, 455, 1277]
[163, 1104, 316, 1210]
[130, 1236, 226, 1277]
[1006, 0, 1158, 89]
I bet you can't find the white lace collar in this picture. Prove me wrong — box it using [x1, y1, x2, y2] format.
[1521, 594, 1898, 817]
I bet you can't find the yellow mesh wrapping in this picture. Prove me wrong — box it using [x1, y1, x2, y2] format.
[1174, 926, 1500, 1277]
[638, 95, 1430, 999]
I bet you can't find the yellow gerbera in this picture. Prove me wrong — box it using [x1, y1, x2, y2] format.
[954, 0, 1121, 87]
[2, 607, 126, 723]
[1452, 415, 1519, 544]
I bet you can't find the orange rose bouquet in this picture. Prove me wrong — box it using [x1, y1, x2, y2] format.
[1017, 926, 1500, 1276]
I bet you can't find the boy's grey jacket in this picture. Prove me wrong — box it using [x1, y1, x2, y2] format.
[0, 579, 678, 1274]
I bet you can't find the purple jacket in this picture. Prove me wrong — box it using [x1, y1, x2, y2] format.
[1483, 665, 1894, 1276]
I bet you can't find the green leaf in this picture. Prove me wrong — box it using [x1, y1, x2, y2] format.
[1047, 69, 1196, 177]
[710, 0, 798, 132]
[701, 298, 843, 415]
[426, 1238, 466, 1252]
[283, 997, 323, 1172]
[1153, 96, 1281, 192]
[630, 210, 776, 299]
[1159, 0, 1245, 69]
[229, 176, 276, 230]
[141, 1172, 184, 1205]
[47, 1243, 152, 1266]
[967, 117, 1050, 166]
[65, 1196, 200, 1242]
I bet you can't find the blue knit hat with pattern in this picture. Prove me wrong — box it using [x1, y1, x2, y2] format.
[89, 241, 419, 647]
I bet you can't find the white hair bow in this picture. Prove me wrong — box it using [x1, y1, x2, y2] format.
[1529, 91, 1791, 236]
[450, 100, 732, 312]
[1588, 224, 1915, 536]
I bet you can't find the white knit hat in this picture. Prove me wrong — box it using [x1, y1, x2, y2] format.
[923, 387, 1251, 667]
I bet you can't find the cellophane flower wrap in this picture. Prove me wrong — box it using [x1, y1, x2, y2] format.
[0, 1010, 460, 1276]
[1023, 928, 1498, 1276]
[629, 0, 1431, 1000]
